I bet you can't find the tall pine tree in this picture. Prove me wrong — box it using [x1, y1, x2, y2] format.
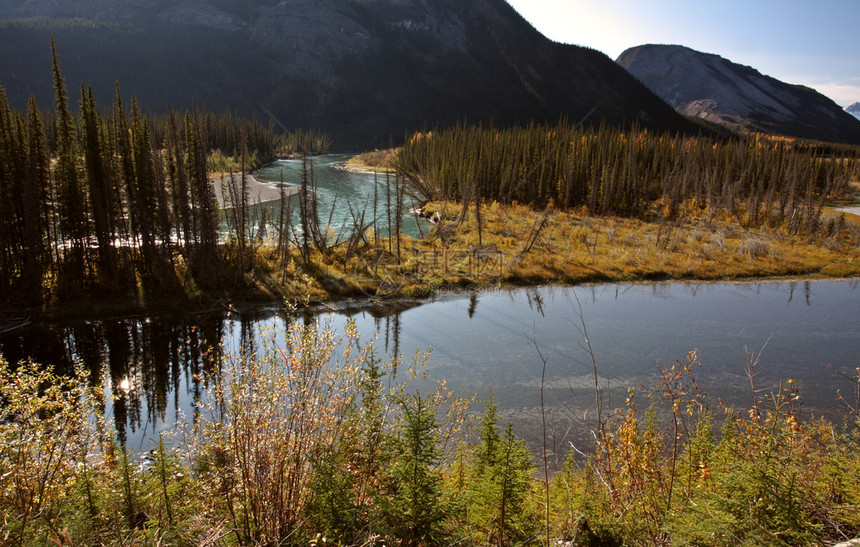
[80, 84, 118, 287]
[22, 96, 52, 295]
[52, 38, 88, 294]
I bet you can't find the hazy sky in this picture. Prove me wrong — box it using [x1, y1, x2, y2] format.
[503, 0, 860, 108]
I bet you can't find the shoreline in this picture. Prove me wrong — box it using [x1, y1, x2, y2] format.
[2, 174, 858, 326]
[332, 162, 383, 175]
[210, 172, 300, 206]
[2, 272, 857, 328]
[834, 206, 860, 217]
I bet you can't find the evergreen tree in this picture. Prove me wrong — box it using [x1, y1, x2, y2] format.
[113, 87, 143, 268]
[22, 96, 51, 295]
[467, 395, 537, 546]
[0, 86, 20, 296]
[379, 391, 449, 546]
[80, 84, 118, 287]
[184, 110, 219, 278]
[166, 109, 192, 255]
[51, 37, 88, 293]
[129, 95, 163, 286]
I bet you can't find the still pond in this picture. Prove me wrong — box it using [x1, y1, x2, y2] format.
[1, 279, 857, 457]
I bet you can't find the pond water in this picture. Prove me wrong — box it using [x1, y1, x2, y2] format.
[1, 280, 858, 458]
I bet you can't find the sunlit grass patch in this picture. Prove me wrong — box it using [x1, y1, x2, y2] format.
[384, 199, 858, 293]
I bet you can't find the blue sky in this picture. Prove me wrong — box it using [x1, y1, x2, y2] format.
[503, 0, 860, 107]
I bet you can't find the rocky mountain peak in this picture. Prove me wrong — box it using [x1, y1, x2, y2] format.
[617, 44, 860, 144]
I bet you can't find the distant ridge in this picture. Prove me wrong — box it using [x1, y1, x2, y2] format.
[617, 44, 860, 145]
[0, 0, 696, 144]
[846, 102, 860, 122]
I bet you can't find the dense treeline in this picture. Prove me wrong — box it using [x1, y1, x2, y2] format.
[36, 104, 286, 165]
[0, 43, 330, 306]
[397, 121, 858, 233]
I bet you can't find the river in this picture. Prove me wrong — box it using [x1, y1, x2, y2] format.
[254, 154, 427, 238]
[1, 279, 857, 458]
[1, 157, 858, 460]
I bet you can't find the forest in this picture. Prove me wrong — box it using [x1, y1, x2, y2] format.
[0, 40, 335, 311]
[1, 38, 860, 546]
[396, 120, 857, 230]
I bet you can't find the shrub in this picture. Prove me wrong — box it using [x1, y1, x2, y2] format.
[740, 237, 770, 260]
[0, 359, 100, 544]
[192, 317, 374, 544]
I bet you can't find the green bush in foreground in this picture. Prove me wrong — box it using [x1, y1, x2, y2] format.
[1, 329, 859, 546]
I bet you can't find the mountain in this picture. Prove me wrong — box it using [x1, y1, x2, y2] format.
[617, 44, 860, 145]
[846, 102, 860, 122]
[0, 0, 696, 145]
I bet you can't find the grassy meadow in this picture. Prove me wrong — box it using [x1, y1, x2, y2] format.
[331, 125, 860, 299]
[338, 197, 860, 299]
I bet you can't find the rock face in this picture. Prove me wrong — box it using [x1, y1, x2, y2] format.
[846, 102, 860, 122]
[617, 44, 860, 144]
[0, 0, 694, 143]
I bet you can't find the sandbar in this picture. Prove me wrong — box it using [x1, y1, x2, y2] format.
[833, 206, 860, 217]
[211, 172, 299, 207]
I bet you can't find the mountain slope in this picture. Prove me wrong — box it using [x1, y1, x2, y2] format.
[0, 0, 695, 143]
[617, 44, 860, 144]
[846, 102, 860, 122]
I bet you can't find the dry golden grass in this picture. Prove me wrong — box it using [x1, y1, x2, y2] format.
[343, 148, 400, 172]
[39, 200, 857, 320]
[321, 200, 860, 299]
[193, 136, 860, 305]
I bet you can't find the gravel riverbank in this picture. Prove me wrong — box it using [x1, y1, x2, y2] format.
[211, 172, 300, 206]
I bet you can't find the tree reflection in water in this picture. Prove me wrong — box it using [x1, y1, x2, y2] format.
[1, 280, 859, 451]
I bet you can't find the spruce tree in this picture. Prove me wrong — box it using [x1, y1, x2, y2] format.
[166, 109, 192, 255]
[468, 394, 537, 546]
[379, 391, 448, 546]
[80, 84, 117, 286]
[0, 87, 20, 295]
[113, 87, 144, 270]
[185, 110, 219, 277]
[129, 95, 161, 283]
[51, 37, 88, 292]
[23, 96, 51, 295]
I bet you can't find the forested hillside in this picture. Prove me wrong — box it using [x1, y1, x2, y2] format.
[0, 0, 698, 144]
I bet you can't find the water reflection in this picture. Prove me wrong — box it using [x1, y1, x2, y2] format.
[1, 280, 858, 452]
